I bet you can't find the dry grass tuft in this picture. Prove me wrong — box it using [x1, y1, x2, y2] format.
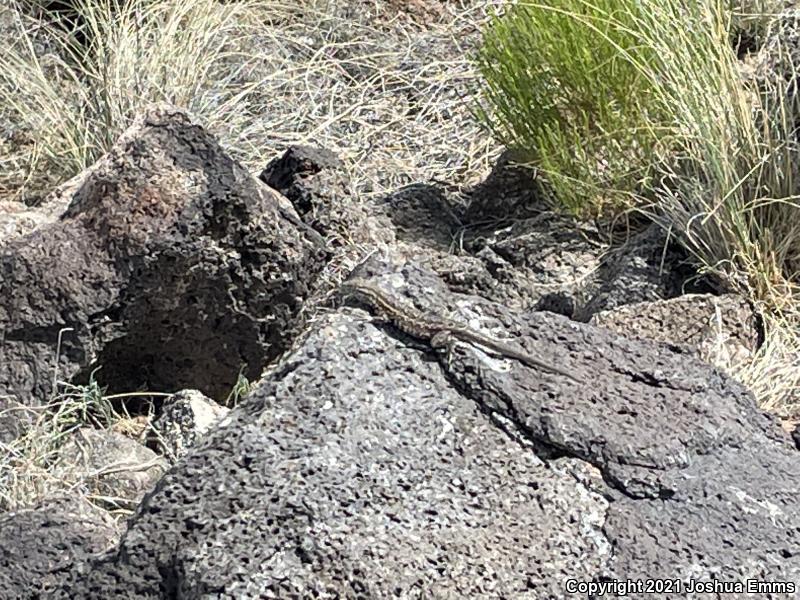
[733, 313, 800, 417]
[0, 376, 128, 512]
[0, 0, 500, 206]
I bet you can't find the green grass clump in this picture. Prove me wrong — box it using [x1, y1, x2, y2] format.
[476, 0, 800, 413]
[474, 0, 666, 216]
[474, 1, 760, 219]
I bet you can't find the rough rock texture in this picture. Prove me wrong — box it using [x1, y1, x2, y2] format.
[375, 161, 707, 318]
[356, 147, 713, 320]
[54, 428, 168, 511]
[464, 210, 603, 313]
[0, 105, 325, 408]
[574, 223, 710, 320]
[381, 182, 464, 252]
[150, 389, 229, 462]
[0, 496, 119, 597]
[590, 293, 760, 367]
[373, 156, 606, 310]
[50, 264, 799, 598]
[463, 149, 549, 221]
[0, 397, 36, 445]
[260, 145, 371, 247]
[260, 145, 343, 213]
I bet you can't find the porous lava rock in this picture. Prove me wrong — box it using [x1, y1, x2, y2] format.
[0, 105, 325, 410]
[0, 496, 119, 597]
[50, 264, 799, 598]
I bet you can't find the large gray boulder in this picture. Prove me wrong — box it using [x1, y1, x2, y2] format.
[49, 265, 799, 598]
[0, 105, 325, 408]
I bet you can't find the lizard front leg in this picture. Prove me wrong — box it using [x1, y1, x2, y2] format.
[431, 330, 459, 369]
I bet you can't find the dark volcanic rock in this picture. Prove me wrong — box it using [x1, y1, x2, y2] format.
[52, 264, 800, 598]
[259, 145, 343, 213]
[575, 223, 707, 320]
[0, 105, 325, 408]
[380, 182, 463, 251]
[0, 496, 119, 598]
[464, 148, 548, 221]
[260, 145, 368, 245]
[370, 155, 705, 319]
[463, 210, 602, 312]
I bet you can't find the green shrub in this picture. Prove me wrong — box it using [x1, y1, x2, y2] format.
[474, 0, 784, 297]
[474, 0, 666, 216]
[476, 0, 800, 411]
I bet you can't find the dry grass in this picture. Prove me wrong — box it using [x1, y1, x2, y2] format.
[733, 314, 800, 417]
[228, 0, 500, 202]
[0, 0, 277, 203]
[730, 0, 793, 44]
[0, 376, 130, 512]
[0, 0, 500, 206]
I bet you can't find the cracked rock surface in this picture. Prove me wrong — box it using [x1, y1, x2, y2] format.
[50, 264, 799, 598]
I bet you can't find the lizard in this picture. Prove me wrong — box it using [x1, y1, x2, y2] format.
[340, 280, 580, 383]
